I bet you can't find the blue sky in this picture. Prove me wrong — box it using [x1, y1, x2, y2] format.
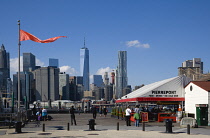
[1, 0, 210, 88]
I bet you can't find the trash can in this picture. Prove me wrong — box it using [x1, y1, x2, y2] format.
[15, 121, 22, 133]
[165, 119, 172, 133]
[88, 119, 95, 130]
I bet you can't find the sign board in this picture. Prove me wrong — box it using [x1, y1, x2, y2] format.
[141, 112, 148, 122]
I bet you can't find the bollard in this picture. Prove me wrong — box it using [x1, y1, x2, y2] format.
[15, 121, 22, 133]
[142, 122, 145, 131]
[88, 119, 96, 130]
[117, 122, 119, 131]
[187, 124, 190, 135]
[165, 119, 173, 133]
[67, 123, 70, 131]
[43, 123, 45, 132]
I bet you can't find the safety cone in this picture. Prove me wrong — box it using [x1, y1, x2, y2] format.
[178, 104, 182, 111]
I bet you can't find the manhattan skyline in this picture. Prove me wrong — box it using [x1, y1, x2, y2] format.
[1, 1, 210, 88]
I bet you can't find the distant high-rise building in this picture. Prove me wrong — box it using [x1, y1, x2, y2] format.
[49, 58, 59, 68]
[111, 71, 115, 85]
[182, 58, 203, 73]
[116, 51, 128, 98]
[104, 72, 109, 85]
[80, 38, 90, 91]
[59, 72, 69, 100]
[178, 58, 203, 80]
[76, 76, 83, 85]
[0, 44, 10, 100]
[33, 67, 60, 101]
[23, 53, 35, 72]
[13, 72, 35, 104]
[93, 75, 103, 87]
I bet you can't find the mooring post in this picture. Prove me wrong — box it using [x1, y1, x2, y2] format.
[142, 122, 145, 131]
[67, 122, 70, 131]
[43, 123, 45, 132]
[187, 124, 190, 135]
[117, 122, 119, 131]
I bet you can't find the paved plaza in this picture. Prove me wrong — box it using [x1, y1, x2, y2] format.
[0, 113, 210, 138]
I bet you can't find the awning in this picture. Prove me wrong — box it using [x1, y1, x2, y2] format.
[116, 97, 185, 103]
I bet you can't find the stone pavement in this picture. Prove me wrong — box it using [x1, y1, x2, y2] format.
[0, 113, 210, 138]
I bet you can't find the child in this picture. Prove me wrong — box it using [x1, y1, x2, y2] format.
[133, 112, 140, 127]
[36, 110, 41, 127]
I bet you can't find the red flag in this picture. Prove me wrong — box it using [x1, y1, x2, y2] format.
[20, 30, 67, 43]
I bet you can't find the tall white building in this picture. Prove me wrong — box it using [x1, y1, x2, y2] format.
[80, 38, 90, 91]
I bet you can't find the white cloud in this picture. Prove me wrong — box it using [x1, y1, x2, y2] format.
[59, 66, 77, 75]
[96, 67, 114, 76]
[90, 67, 115, 84]
[10, 56, 45, 73]
[126, 40, 150, 48]
[36, 59, 44, 66]
[10, 56, 23, 73]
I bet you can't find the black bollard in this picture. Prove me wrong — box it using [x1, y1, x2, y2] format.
[165, 119, 173, 133]
[67, 123, 70, 131]
[142, 122, 145, 131]
[187, 124, 190, 135]
[15, 122, 22, 133]
[43, 123, 45, 132]
[117, 122, 119, 131]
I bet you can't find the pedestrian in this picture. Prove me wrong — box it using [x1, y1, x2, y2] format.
[103, 106, 108, 117]
[134, 105, 140, 114]
[77, 105, 81, 115]
[133, 111, 140, 127]
[42, 108, 47, 121]
[36, 110, 41, 127]
[99, 106, 103, 117]
[84, 106, 87, 113]
[32, 105, 37, 121]
[69, 106, 77, 125]
[125, 105, 131, 126]
[92, 106, 97, 119]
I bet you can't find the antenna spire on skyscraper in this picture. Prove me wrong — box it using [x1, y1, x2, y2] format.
[83, 32, 86, 48]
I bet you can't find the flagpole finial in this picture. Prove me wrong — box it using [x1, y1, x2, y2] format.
[18, 20, 20, 25]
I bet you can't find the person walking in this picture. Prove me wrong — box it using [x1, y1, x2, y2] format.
[92, 106, 97, 119]
[125, 105, 132, 126]
[77, 105, 81, 115]
[99, 106, 103, 117]
[70, 106, 77, 125]
[42, 108, 47, 121]
[103, 106, 108, 117]
[36, 110, 41, 127]
[134, 111, 140, 127]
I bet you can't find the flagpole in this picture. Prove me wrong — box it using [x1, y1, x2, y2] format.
[17, 20, 21, 118]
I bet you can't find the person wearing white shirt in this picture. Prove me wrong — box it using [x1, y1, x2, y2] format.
[125, 105, 132, 126]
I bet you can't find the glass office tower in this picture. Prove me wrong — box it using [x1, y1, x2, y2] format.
[49, 58, 59, 68]
[23, 53, 35, 72]
[116, 51, 128, 98]
[80, 45, 90, 91]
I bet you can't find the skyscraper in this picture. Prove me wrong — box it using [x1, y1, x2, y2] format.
[80, 38, 90, 91]
[178, 58, 203, 80]
[49, 58, 59, 68]
[0, 44, 10, 100]
[59, 72, 69, 100]
[104, 72, 109, 85]
[116, 51, 128, 98]
[23, 53, 35, 72]
[33, 67, 60, 101]
[93, 75, 103, 87]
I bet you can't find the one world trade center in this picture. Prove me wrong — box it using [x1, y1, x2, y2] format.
[80, 39, 90, 91]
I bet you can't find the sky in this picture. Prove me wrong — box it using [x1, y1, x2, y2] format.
[1, 0, 210, 88]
